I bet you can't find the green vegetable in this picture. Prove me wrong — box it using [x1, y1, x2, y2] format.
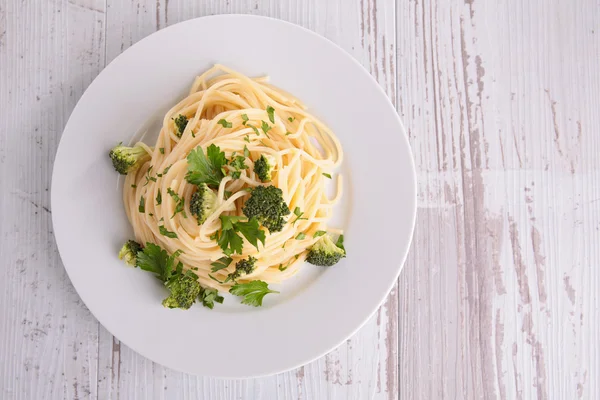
[253, 154, 276, 182]
[159, 225, 177, 238]
[156, 189, 162, 205]
[296, 233, 306, 240]
[210, 256, 233, 272]
[167, 187, 187, 219]
[288, 117, 295, 122]
[229, 280, 279, 307]
[242, 185, 290, 233]
[313, 230, 326, 238]
[266, 105, 275, 123]
[135, 243, 182, 281]
[185, 144, 227, 187]
[218, 119, 232, 128]
[109, 143, 152, 175]
[174, 114, 188, 137]
[261, 121, 271, 137]
[306, 235, 346, 267]
[118, 240, 142, 266]
[225, 256, 257, 282]
[248, 124, 260, 135]
[162, 269, 202, 309]
[198, 287, 224, 309]
[241, 113, 249, 125]
[138, 196, 145, 213]
[323, 173, 332, 179]
[136, 243, 221, 310]
[189, 183, 235, 225]
[215, 215, 266, 256]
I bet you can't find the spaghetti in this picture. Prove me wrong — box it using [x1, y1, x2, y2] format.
[122, 65, 344, 292]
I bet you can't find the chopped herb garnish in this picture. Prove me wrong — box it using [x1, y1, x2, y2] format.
[314, 230, 327, 238]
[167, 188, 187, 218]
[266, 105, 275, 124]
[156, 189, 162, 205]
[217, 119, 232, 128]
[323, 173, 332, 179]
[248, 124, 260, 135]
[288, 117, 295, 122]
[149, 176, 157, 182]
[224, 190, 232, 199]
[296, 232, 306, 240]
[261, 121, 271, 137]
[131, 184, 137, 189]
[231, 171, 241, 179]
[293, 207, 302, 217]
[159, 148, 165, 154]
[210, 256, 233, 272]
[336, 235, 345, 251]
[215, 215, 266, 256]
[199, 287, 224, 309]
[143, 166, 153, 186]
[148, 213, 153, 217]
[285, 131, 292, 136]
[244, 135, 250, 143]
[244, 145, 250, 158]
[209, 274, 224, 284]
[185, 144, 227, 188]
[278, 264, 287, 271]
[229, 280, 279, 307]
[159, 225, 177, 238]
[138, 196, 145, 213]
[241, 113, 249, 125]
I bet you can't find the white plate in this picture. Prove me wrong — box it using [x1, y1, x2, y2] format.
[52, 15, 416, 378]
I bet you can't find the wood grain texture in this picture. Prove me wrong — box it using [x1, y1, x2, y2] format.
[0, 0, 598, 399]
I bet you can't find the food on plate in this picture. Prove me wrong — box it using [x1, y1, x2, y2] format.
[110, 65, 346, 309]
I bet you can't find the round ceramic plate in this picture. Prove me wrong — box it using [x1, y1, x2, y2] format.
[52, 15, 416, 378]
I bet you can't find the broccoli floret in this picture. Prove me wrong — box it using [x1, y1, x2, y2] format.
[109, 143, 152, 175]
[242, 185, 290, 232]
[225, 256, 257, 282]
[253, 154, 276, 182]
[118, 240, 142, 266]
[174, 114, 188, 137]
[190, 183, 236, 224]
[162, 272, 202, 310]
[306, 235, 346, 266]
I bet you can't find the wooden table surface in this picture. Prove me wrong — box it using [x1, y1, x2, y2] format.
[1, 1, 598, 399]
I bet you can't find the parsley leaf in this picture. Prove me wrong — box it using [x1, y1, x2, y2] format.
[159, 148, 165, 154]
[217, 228, 244, 256]
[288, 117, 295, 122]
[199, 287, 224, 309]
[323, 173, 332, 179]
[244, 135, 250, 143]
[266, 105, 275, 123]
[156, 189, 162, 205]
[244, 145, 250, 158]
[185, 144, 227, 187]
[229, 280, 279, 307]
[159, 225, 178, 238]
[248, 124, 260, 135]
[261, 121, 271, 137]
[138, 196, 145, 213]
[229, 155, 247, 170]
[216, 216, 266, 255]
[210, 256, 233, 272]
[296, 232, 306, 240]
[235, 218, 266, 250]
[167, 188, 187, 218]
[314, 230, 326, 238]
[218, 119, 232, 128]
[136, 243, 182, 282]
[241, 113, 249, 125]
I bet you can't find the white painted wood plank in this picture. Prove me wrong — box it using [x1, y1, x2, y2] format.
[396, 1, 599, 399]
[0, 0, 106, 399]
